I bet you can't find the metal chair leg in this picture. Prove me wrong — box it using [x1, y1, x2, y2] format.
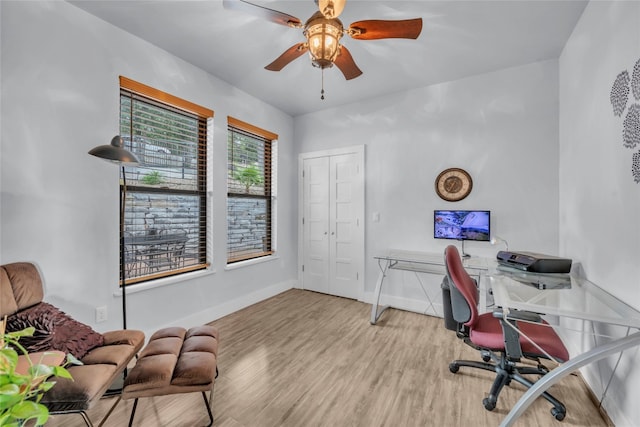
[49, 409, 97, 427]
[123, 389, 214, 426]
[128, 398, 139, 427]
[202, 390, 214, 427]
[98, 395, 122, 427]
[79, 411, 94, 427]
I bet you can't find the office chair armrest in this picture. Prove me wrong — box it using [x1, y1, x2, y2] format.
[493, 308, 543, 361]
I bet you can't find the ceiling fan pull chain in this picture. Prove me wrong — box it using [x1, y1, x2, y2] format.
[321, 68, 325, 100]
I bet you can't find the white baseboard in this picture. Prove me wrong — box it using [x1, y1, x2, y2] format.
[145, 279, 296, 338]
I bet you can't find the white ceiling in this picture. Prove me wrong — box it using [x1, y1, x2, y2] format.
[68, 0, 587, 117]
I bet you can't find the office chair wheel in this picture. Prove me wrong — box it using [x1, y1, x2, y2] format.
[449, 363, 459, 373]
[551, 407, 565, 421]
[482, 397, 496, 411]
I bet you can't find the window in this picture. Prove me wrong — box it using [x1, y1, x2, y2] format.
[227, 117, 277, 264]
[120, 76, 212, 284]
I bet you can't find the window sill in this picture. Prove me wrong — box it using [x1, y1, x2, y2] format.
[114, 267, 216, 296]
[225, 255, 279, 271]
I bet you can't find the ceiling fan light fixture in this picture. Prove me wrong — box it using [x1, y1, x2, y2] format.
[226, 0, 422, 85]
[319, 0, 346, 19]
[304, 13, 343, 69]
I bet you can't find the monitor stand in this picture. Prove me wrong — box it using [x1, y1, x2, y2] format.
[460, 240, 471, 258]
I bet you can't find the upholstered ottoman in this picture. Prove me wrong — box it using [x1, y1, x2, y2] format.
[122, 325, 219, 426]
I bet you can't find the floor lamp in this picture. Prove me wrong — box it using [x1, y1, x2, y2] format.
[89, 136, 139, 394]
[89, 135, 139, 330]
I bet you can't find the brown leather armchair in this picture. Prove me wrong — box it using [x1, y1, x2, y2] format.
[1, 262, 145, 426]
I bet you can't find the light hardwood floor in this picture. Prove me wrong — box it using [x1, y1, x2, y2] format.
[46, 289, 608, 426]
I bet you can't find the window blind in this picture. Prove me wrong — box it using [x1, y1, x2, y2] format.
[227, 117, 277, 264]
[119, 77, 212, 283]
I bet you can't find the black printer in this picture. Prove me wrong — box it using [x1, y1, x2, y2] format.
[496, 251, 572, 274]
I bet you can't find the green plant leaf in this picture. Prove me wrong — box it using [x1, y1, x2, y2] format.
[1, 348, 19, 369]
[35, 407, 50, 426]
[38, 380, 56, 392]
[142, 170, 163, 185]
[51, 365, 73, 379]
[0, 389, 23, 410]
[1, 327, 73, 426]
[29, 363, 55, 378]
[0, 412, 20, 427]
[4, 327, 35, 339]
[9, 400, 49, 425]
[4, 374, 29, 388]
[0, 383, 21, 397]
[0, 374, 12, 387]
[233, 165, 263, 191]
[65, 353, 83, 366]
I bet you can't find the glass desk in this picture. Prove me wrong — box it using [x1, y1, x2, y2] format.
[488, 267, 640, 427]
[370, 250, 489, 324]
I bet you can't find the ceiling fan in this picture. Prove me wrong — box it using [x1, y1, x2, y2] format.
[223, 0, 423, 90]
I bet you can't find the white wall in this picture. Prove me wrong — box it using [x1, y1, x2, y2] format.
[295, 60, 560, 306]
[560, 2, 640, 425]
[0, 1, 298, 337]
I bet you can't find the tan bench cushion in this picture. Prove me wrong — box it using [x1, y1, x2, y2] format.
[123, 325, 219, 399]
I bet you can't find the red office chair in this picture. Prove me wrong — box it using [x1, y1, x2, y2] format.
[443, 245, 569, 421]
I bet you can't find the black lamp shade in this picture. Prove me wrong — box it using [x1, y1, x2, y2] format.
[89, 135, 140, 164]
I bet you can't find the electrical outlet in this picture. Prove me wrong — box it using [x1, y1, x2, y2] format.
[95, 306, 108, 323]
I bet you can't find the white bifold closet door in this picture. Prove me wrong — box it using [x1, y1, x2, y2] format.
[300, 146, 364, 300]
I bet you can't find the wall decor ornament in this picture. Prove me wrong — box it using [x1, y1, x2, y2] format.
[610, 58, 640, 183]
[623, 104, 640, 149]
[435, 168, 473, 202]
[632, 59, 640, 101]
[611, 70, 630, 117]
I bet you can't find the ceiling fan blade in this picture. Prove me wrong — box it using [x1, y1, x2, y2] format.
[318, 0, 346, 19]
[223, 0, 302, 27]
[348, 18, 423, 40]
[265, 43, 308, 71]
[334, 45, 362, 80]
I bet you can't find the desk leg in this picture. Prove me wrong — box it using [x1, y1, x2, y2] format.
[370, 260, 390, 325]
[499, 330, 640, 427]
[414, 272, 437, 317]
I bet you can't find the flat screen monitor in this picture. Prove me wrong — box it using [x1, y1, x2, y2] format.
[434, 210, 490, 241]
